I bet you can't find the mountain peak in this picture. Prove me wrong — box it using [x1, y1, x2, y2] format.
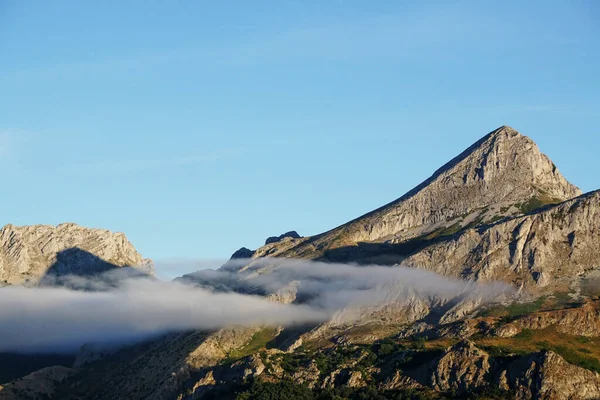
[424, 126, 578, 195]
[489, 124, 519, 136]
[260, 126, 582, 259]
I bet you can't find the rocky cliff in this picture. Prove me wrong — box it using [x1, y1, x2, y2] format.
[403, 189, 600, 291]
[0, 223, 153, 285]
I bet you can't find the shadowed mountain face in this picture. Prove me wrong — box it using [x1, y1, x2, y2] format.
[38, 248, 153, 289]
[233, 126, 581, 263]
[0, 223, 153, 285]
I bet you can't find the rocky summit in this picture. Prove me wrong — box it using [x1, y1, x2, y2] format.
[1, 126, 599, 400]
[0, 223, 153, 285]
[236, 126, 581, 263]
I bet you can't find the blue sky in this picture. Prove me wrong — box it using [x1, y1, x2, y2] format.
[1, 1, 599, 272]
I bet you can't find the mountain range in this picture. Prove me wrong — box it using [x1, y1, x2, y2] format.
[1, 126, 599, 400]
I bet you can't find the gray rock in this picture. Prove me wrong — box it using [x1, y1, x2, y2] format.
[0, 222, 152, 285]
[265, 231, 301, 245]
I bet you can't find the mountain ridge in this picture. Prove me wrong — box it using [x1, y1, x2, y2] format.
[232, 125, 581, 263]
[2, 125, 598, 400]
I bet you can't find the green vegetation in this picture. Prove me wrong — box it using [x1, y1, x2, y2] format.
[481, 294, 584, 320]
[476, 326, 600, 373]
[275, 352, 310, 374]
[536, 341, 600, 373]
[226, 328, 279, 362]
[488, 215, 504, 224]
[425, 222, 463, 240]
[480, 297, 547, 319]
[514, 329, 534, 340]
[515, 193, 562, 215]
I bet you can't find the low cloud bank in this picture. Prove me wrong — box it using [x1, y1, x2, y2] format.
[0, 258, 513, 353]
[0, 278, 325, 354]
[179, 257, 512, 310]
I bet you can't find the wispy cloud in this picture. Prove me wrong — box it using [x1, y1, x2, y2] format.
[0, 258, 513, 353]
[0, 277, 325, 353]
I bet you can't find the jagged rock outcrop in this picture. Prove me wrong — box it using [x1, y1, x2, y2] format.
[265, 231, 301, 245]
[230, 247, 255, 260]
[0, 223, 153, 285]
[490, 301, 600, 338]
[429, 340, 491, 393]
[516, 302, 600, 336]
[425, 342, 600, 400]
[403, 190, 600, 291]
[505, 350, 600, 400]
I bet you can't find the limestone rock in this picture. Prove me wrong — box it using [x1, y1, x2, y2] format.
[507, 350, 600, 400]
[0, 223, 152, 285]
[403, 190, 600, 291]
[430, 340, 491, 393]
[512, 301, 600, 337]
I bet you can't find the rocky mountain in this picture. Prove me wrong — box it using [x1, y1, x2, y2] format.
[0, 223, 153, 285]
[403, 189, 600, 291]
[235, 126, 581, 263]
[2, 126, 598, 400]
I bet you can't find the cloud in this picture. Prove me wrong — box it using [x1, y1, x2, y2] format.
[0, 277, 325, 354]
[0, 258, 513, 354]
[184, 257, 512, 310]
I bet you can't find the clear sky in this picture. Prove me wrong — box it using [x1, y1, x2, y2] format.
[1, 1, 599, 271]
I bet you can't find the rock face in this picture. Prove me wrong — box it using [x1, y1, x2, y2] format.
[430, 340, 491, 393]
[237, 126, 581, 262]
[265, 231, 301, 245]
[506, 351, 600, 400]
[403, 190, 600, 291]
[332, 125, 579, 244]
[427, 342, 600, 400]
[516, 302, 600, 336]
[0, 223, 153, 285]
